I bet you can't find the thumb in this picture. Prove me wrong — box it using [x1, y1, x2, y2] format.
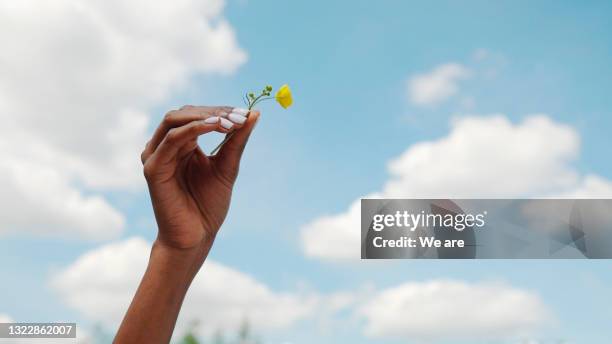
[216, 110, 260, 177]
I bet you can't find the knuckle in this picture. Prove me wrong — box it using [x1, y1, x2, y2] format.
[180, 105, 194, 111]
[142, 161, 157, 179]
[188, 121, 203, 133]
[140, 141, 151, 164]
[217, 106, 232, 115]
[163, 110, 178, 123]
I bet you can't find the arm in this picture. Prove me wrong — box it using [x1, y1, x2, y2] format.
[114, 105, 259, 344]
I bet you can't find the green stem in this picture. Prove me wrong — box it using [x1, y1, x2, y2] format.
[209, 94, 271, 155]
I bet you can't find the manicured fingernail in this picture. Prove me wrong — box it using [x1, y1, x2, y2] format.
[220, 117, 233, 129]
[232, 108, 249, 115]
[228, 113, 247, 124]
[204, 116, 219, 124]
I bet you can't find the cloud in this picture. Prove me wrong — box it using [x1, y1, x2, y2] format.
[0, 313, 10, 323]
[407, 63, 470, 106]
[51, 238, 316, 337]
[301, 198, 364, 261]
[49, 238, 553, 342]
[47, 239, 556, 342]
[557, 174, 612, 198]
[357, 280, 551, 341]
[0, 0, 246, 238]
[383, 115, 581, 197]
[0, 158, 124, 239]
[472, 48, 491, 61]
[300, 114, 612, 260]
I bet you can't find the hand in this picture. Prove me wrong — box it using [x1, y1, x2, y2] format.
[115, 105, 258, 344]
[140, 105, 259, 252]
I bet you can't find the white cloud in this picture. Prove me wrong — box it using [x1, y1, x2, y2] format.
[357, 280, 551, 341]
[472, 48, 491, 61]
[383, 115, 580, 198]
[408, 63, 470, 106]
[50, 238, 554, 342]
[0, 0, 246, 238]
[300, 114, 612, 260]
[0, 158, 124, 239]
[301, 198, 364, 261]
[557, 174, 612, 198]
[51, 238, 316, 337]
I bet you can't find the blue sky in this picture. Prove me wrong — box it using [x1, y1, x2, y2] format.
[2, 1, 612, 343]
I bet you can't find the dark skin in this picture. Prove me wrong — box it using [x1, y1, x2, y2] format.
[114, 105, 259, 344]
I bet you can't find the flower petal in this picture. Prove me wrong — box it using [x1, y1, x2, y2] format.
[275, 84, 293, 109]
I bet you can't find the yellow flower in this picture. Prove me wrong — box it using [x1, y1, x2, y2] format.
[275, 84, 293, 109]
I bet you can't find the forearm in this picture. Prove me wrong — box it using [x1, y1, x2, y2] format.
[114, 238, 212, 344]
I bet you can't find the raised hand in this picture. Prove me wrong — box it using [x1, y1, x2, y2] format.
[140, 105, 259, 251]
[115, 105, 259, 344]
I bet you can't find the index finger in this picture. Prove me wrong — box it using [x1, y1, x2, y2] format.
[142, 105, 233, 163]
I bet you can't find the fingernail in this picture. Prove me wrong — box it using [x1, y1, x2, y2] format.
[232, 108, 249, 115]
[204, 116, 219, 124]
[228, 113, 247, 124]
[220, 117, 233, 129]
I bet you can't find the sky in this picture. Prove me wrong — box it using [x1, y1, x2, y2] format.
[1, 0, 612, 343]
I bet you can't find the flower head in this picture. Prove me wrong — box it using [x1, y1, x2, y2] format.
[275, 84, 293, 109]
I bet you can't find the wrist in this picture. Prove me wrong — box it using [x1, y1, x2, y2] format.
[150, 238, 212, 280]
